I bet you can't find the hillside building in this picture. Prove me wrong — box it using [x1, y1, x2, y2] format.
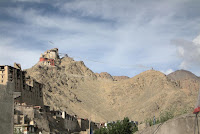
[23, 77, 43, 106]
[0, 63, 25, 91]
[39, 48, 60, 66]
[0, 62, 99, 134]
[0, 63, 43, 106]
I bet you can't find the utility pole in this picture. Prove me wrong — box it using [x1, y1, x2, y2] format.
[193, 88, 200, 134]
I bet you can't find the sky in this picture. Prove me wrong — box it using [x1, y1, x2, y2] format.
[0, 0, 200, 77]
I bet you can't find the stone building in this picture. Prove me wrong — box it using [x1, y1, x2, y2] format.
[14, 104, 41, 134]
[0, 63, 43, 106]
[23, 77, 43, 106]
[39, 48, 60, 66]
[0, 63, 25, 92]
[50, 110, 94, 133]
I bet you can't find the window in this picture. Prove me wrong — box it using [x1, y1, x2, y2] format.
[1, 80, 3, 83]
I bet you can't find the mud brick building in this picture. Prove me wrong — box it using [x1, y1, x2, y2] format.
[0, 63, 43, 106]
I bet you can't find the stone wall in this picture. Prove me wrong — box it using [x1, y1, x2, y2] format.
[40, 48, 59, 60]
[78, 118, 89, 131]
[136, 114, 200, 134]
[64, 117, 80, 132]
[0, 83, 14, 134]
[14, 105, 35, 119]
[22, 79, 43, 106]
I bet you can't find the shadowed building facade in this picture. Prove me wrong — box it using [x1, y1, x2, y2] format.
[0, 64, 43, 106]
[0, 63, 44, 134]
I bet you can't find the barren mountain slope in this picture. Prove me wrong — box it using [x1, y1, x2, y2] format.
[105, 70, 196, 121]
[167, 70, 200, 81]
[26, 57, 198, 123]
[167, 70, 200, 95]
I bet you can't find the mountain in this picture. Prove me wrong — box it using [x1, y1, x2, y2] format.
[167, 70, 200, 95]
[25, 50, 199, 123]
[167, 69, 200, 81]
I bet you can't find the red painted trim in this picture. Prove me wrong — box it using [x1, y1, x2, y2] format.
[39, 58, 55, 66]
[39, 57, 47, 61]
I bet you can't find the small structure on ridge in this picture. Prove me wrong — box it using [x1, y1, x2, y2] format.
[39, 48, 60, 66]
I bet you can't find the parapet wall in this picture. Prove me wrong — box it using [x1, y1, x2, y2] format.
[23, 78, 43, 106]
[136, 114, 200, 134]
[63, 117, 80, 132]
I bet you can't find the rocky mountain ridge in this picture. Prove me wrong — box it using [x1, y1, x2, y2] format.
[25, 53, 200, 123]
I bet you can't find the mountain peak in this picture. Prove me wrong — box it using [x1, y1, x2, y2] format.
[167, 69, 199, 81]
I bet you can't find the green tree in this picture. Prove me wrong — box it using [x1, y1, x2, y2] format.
[121, 117, 132, 134]
[94, 117, 138, 134]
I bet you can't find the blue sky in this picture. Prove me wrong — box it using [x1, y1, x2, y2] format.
[0, 0, 200, 77]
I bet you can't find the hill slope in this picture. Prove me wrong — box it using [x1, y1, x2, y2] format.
[167, 70, 200, 96]
[167, 70, 200, 81]
[26, 57, 199, 123]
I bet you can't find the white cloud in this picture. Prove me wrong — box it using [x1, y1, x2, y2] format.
[172, 36, 200, 73]
[0, 37, 41, 69]
[1, 0, 200, 76]
[179, 61, 187, 69]
[161, 69, 174, 75]
[58, 0, 189, 21]
[177, 46, 184, 57]
[193, 34, 200, 44]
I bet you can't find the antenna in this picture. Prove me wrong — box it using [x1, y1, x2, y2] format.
[49, 41, 54, 45]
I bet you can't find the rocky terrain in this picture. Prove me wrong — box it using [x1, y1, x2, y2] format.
[25, 55, 200, 123]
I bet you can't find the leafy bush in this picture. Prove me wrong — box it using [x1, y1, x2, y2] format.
[159, 110, 174, 123]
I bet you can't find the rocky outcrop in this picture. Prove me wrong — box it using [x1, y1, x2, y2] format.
[95, 72, 129, 81]
[112, 76, 129, 81]
[95, 72, 113, 80]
